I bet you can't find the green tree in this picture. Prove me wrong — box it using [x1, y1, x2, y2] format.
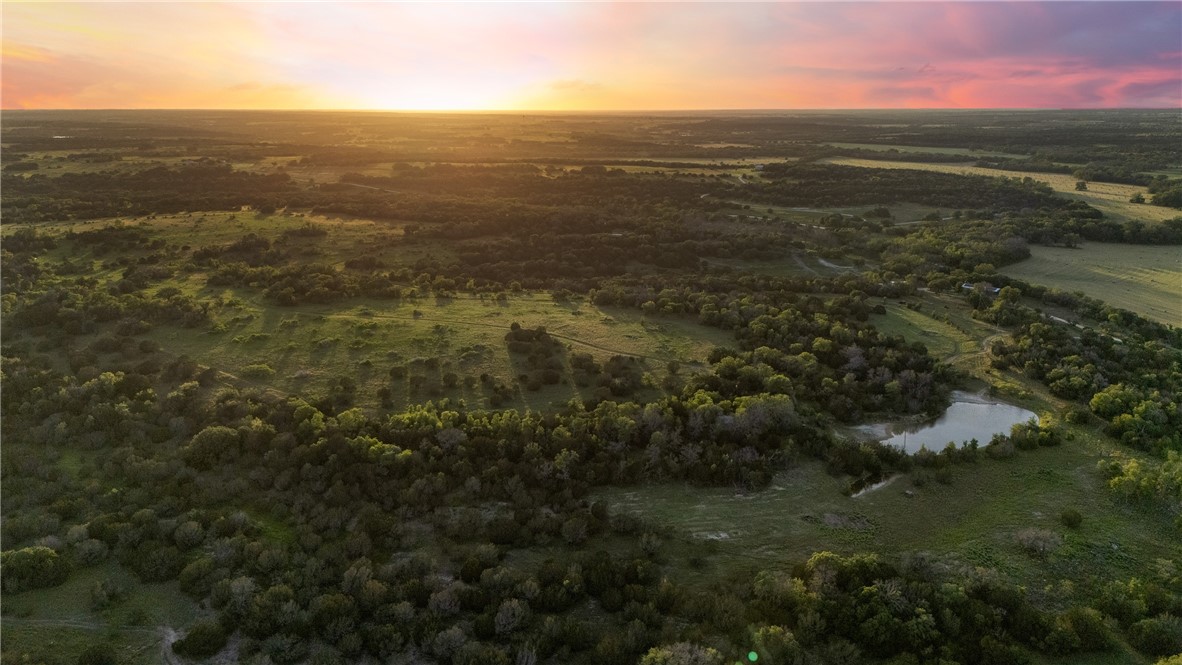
[1, 546, 71, 593]
[173, 618, 229, 658]
[1129, 615, 1182, 657]
[639, 642, 724, 665]
[181, 425, 240, 470]
[77, 643, 117, 665]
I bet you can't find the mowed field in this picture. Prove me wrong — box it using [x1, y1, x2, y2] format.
[1002, 244, 1182, 326]
[822, 157, 1179, 225]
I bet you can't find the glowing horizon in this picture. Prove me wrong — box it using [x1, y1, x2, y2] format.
[2, 2, 1179, 111]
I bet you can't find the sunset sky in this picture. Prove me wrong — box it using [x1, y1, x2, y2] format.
[3, 2, 1180, 110]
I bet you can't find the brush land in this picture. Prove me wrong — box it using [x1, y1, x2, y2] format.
[2, 110, 1180, 665]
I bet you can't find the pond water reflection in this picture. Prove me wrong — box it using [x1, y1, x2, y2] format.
[859, 392, 1038, 454]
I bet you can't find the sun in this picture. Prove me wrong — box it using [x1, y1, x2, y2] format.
[363, 80, 518, 112]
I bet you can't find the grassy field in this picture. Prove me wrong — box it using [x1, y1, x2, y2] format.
[140, 290, 733, 412]
[32, 211, 437, 270]
[869, 299, 985, 361]
[704, 253, 855, 279]
[594, 425, 1170, 665]
[823, 157, 1179, 225]
[1002, 243, 1182, 326]
[1, 560, 201, 664]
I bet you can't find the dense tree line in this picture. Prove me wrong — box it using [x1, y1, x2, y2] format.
[755, 163, 1074, 211]
[1, 161, 296, 222]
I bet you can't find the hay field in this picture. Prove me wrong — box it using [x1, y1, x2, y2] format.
[1002, 244, 1181, 326]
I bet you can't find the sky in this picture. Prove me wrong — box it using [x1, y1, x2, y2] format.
[2, 2, 1180, 110]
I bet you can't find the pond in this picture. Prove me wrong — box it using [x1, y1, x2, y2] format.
[855, 391, 1038, 454]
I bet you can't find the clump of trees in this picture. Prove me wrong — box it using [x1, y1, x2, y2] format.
[0, 546, 71, 593]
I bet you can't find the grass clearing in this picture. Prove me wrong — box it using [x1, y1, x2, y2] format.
[1, 559, 200, 665]
[823, 157, 1179, 224]
[1002, 243, 1182, 326]
[869, 300, 980, 360]
[144, 291, 733, 412]
[595, 426, 1176, 614]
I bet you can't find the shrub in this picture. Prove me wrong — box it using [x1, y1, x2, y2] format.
[639, 642, 724, 665]
[494, 598, 530, 635]
[241, 363, 276, 379]
[1060, 508, 1083, 529]
[75, 539, 110, 566]
[172, 618, 229, 658]
[1128, 615, 1182, 657]
[1, 546, 71, 593]
[1015, 528, 1062, 559]
[77, 643, 117, 665]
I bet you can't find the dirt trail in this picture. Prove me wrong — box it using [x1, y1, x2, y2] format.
[791, 253, 820, 276]
[1, 616, 156, 632]
[944, 332, 1007, 365]
[341, 182, 400, 195]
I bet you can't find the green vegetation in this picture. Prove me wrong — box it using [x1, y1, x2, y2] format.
[2, 110, 1179, 665]
[824, 157, 1180, 225]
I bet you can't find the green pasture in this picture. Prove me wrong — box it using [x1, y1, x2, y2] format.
[1002, 243, 1182, 326]
[8, 213, 734, 411]
[32, 211, 428, 269]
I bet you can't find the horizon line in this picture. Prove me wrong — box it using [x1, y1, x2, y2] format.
[4, 106, 1180, 113]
